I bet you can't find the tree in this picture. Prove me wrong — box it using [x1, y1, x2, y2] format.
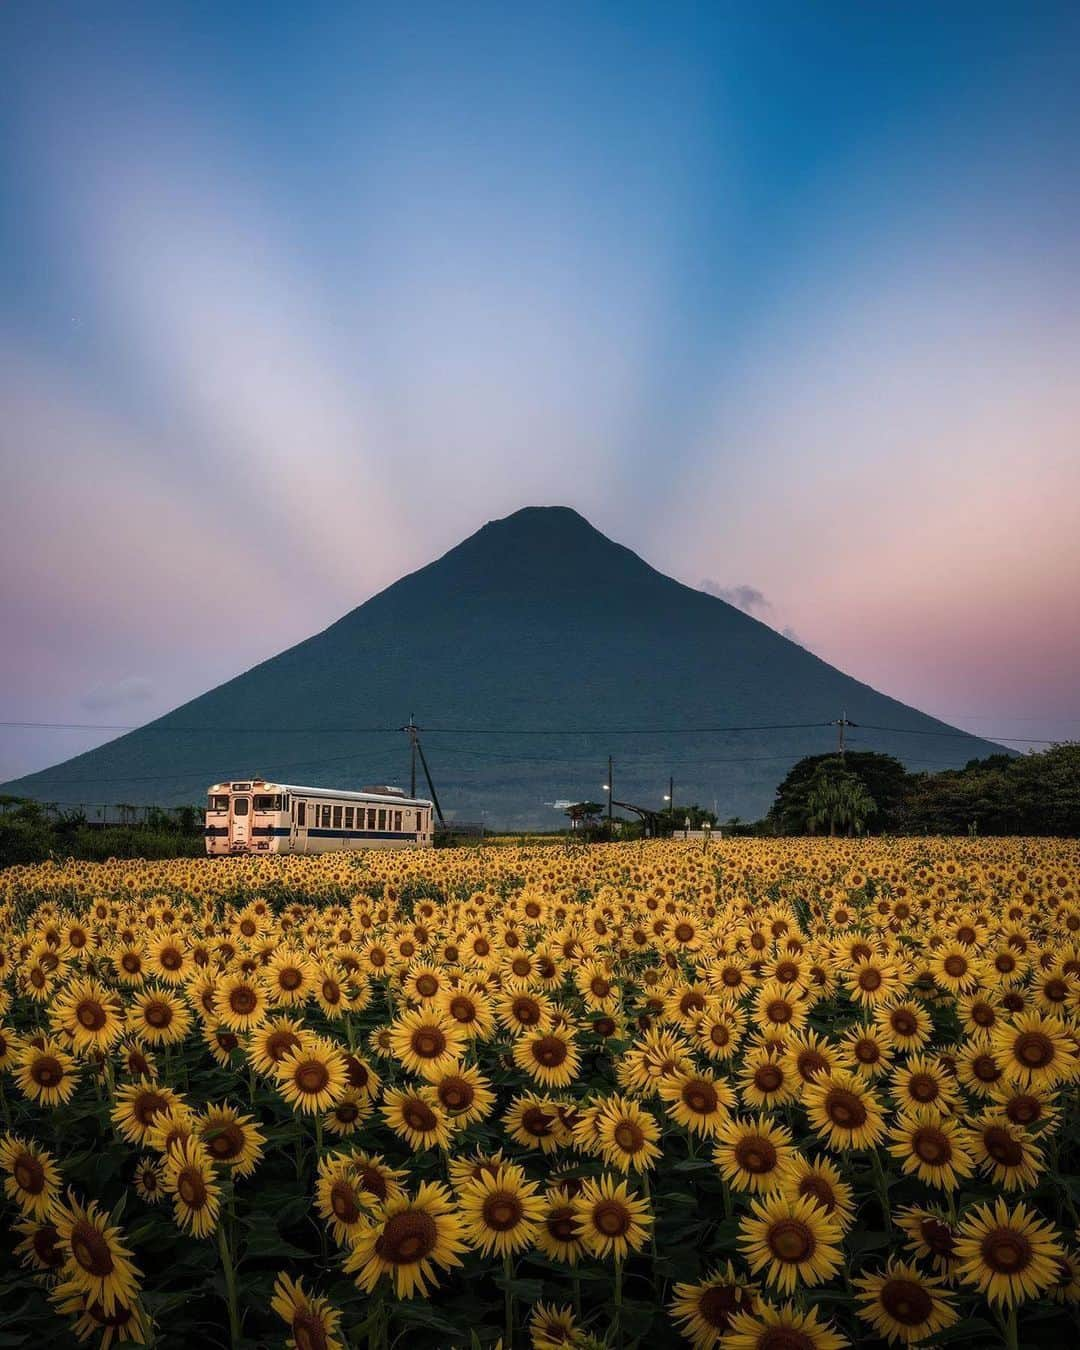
[771, 752, 906, 834]
[805, 762, 877, 837]
[565, 802, 604, 831]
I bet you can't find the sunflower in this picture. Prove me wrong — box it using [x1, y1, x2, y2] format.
[15, 1037, 80, 1107]
[964, 1113, 1045, 1191]
[932, 943, 983, 994]
[874, 1000, 933, 1053]
[343, 1181, 468, 1298]
[389, 1008, 466, 1080]
[847, 956, 907, 1008]
[737, 1046, 798, 1111]
[512, 1026, 582, 1089]
[659, 1069, 736, 1138]
[129, 989, 193, 1045]
[668, 1262, 757, 1348]
[248, 1016, 308, 1076]
[49, 1279, 150, 1350]
[781, 1030, 836, 1088]
[504, 1093, 570, 1153]
[496, 989, 556, 1033]
[778, 1154, 855, 1229]
[321, 1087, 372, 1137]
[753, 980, 809, 1039]
[50, 977, 125, 1055]
[739, 1191, 844, 1293]
[594, 1096, 663, 1173]
[13, 1216, 65, 1274]
[146, 1104, 198, 1156]
[895, 1056, 962, 1117]
[0, 1133, 62, 1218]
[438, 984, 495, 1040]
[265, 949, 314, 1006]
[722, 1299, 847, 1350]
[316, 1154, 379, 1246]
[572, 1174, 652, 1261]
[886, 1109, 975, 1192]
[198, 1104, 265, 1177]
[148, 932, 190, 984]
[988, 1079, 1060, 1131]
[954, 1197, 1064, 1306]
[535, 1184, 589, 1265]
[275, 1036, 347, 1114]
[529, 1302, 579, 1350]
[802, 1069, 886, 1152]
[1048, 1250, 1080, 1305]
[713, 1115, 795, 1195]
[429, 1062, 496, 1127]
[163, 1136, 221, 1238]
[49, 1190, 142, 1316]
[895, 1206, 962, 1280]
[853, 1259, 957, 1345]
[458, 1162, 545, 1256]
[381, 1086, 455, 1151]
[133, 1157, 166, 1204]
[0, 1023, 23, 1071]
[112, 1080, 180, 1146]
[271, 1273, 344, 1350]
[991, 1011, 1077, 1088]
[214, 972, 270, 1032]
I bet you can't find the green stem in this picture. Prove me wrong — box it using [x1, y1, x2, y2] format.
[217, 1216, 241, 1349]
[869, 1149, 893, 1233]
[998, 1304, 1018, 1350]
[504, 1252, 514, 1347]
[614, 1255, 624, 1350]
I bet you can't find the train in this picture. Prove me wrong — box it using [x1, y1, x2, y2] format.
[205, 779, 434, 855]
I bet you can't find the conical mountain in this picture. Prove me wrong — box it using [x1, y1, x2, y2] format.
[4, 506, 1006, 827]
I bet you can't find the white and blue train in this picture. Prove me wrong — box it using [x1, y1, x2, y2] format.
[205, 779, 434, 855]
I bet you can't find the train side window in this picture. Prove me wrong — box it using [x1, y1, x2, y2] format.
[297, 802, 306, 827]
[367, 808, 376, 830]
[332, 805, 342, 829]
[344, 807, 354, 828]
[321, 805, 331, 828]
[377, 808, 386, 830]
[393, 810, 402, 831]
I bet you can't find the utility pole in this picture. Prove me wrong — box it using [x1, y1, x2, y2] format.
[606, 756, 613, 834]
[406, 713, 418, 798]
[669, 775, 674, 834]
[832, 711, 856, 760]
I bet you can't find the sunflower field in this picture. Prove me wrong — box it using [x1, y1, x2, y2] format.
[1, 839, 1079, 1350]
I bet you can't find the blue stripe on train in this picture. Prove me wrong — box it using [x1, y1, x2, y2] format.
[248, 826, 416, 840]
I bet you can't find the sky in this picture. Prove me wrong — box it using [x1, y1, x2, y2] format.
[2, 2, 1079, 784]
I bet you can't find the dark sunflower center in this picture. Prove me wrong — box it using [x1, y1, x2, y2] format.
[331, 1181, 362, 1223]
[376, 1210, 438, 1264]
[514, 998, 542, 1025]
[33, 1224, 63, 1268]
[547, 1207, 577, 1242]
[134, 1091, 169, 1125]
[674, 924, 694, 942]
[825, 1088, 867, 1128]
[683, 1081, 719, 1113]
[891, 1011, 917, 1036]
[292, 1310, 328, 1350]
[854, 1038, 880, 1064]
[521, 1106, 552, 1136]
[32, 1056, 63, 1088]
[734, 1136, 778, 1173]
[613, 1121, 645, 1152]
[859, 969, 882, 991]
[439, 1077, 474, 1111]
[1014, 1032, 1053, 1068]
[755, 1065, 783, 1092]
[413, 1029, 446, 1059]
[909, 1074, 939, 1103]
[1005, 1095, 1040, 1125]
[943, 956, 967, 978]
[984, 1126, 1024, 1166]
[208, 1123, 244, 1160]
[483, 1191, 525, 1232]
[798, 1176, 835, 1211]
[533, 1036, 568, 1067]
[268, 1031, 301, 1062]
[70, 1220, 115, 1277]
[14, 1152, 45, 1193]
[593, 1200, 631, 1237]
[229, 987, 257, 1015]
[178, 1168, 208, 1207]
[981, 1228, 1033, 1273]
[77, 1001, 108, 1031]
[913, 1127, 951, 1165]
[417, 975, 440, 997]
[768, 1218, 814, 1263]
[279, 968, 303, 990]
[358, 1166, 388, 1200]
[973, 1054, 1001, 1082]
[296, 1062, 330, 1094]
[403, 1100, 437, 1132]
[698, 1284, 750, 1329]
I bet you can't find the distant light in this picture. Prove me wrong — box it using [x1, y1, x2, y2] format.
[602, 784, 609, 791]
[663, 794, 671, 801]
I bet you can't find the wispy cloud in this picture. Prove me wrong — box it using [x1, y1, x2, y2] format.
[80, 676, 155, 712]
[700, 582, 771, 616]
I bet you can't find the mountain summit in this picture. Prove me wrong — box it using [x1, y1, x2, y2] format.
[4, 507, 1006, 826]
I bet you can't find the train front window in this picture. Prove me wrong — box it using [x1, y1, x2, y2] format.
[254, 795, 282, 812]
[208, 795, 229, 812]
[233, 797, 250, 817]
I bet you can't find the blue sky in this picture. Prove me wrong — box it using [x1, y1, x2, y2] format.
[3, 3, 1079, 781]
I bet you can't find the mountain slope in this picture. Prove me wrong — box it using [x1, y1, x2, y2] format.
[4, 507, 1008, 826]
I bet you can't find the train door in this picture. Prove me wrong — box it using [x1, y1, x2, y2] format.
[230, 795, 251, 850]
